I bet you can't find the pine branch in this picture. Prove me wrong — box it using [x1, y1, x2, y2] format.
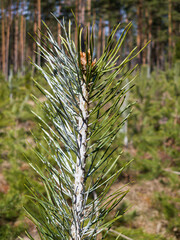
[25, 17, 144, 240]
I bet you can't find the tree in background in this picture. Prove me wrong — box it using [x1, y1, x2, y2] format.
[14, 0, 19, 73]
[1, 0, 180, 80]
[1, 1, 6, 77]
[37, 0, 41, 66]
[20, 0, 25, 74]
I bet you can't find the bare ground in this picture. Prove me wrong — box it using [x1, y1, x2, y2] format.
[109, 177, 180, 239]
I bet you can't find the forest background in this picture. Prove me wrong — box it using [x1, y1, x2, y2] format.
[0, 0, 180, 239]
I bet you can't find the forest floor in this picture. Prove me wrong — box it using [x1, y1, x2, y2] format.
[3, 174, 176, 240]
[0, 145, 179, 240]
[0, 124, 179, 240]
[109, 177, 180, 240]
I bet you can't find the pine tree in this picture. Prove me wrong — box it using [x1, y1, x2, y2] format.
[24, 17, 145, 240]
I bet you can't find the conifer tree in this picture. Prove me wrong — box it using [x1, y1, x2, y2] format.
[25, 17, 146, 240]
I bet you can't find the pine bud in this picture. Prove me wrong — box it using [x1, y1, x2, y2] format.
[80, 49, 96, 74]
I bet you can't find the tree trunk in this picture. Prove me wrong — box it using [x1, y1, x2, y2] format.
[93, 7, 96, 52]
[71, 76, 89, 240]
[78, 0, 81, 25]
[87, 0, 91, 43]
[137, 0, 143, 64]
[37, 0, 41, 66]
[142, 8, 148, 65]
[20, 14, 24, 73]
[5, 3, 12, 80]
[24, 16, 26, 66]
[1, 2, 6, 77]
[147, 10, 152, 78]
[81, 0, 85, 25]
[172, 21, 176, 50]
[14, 1, 19, 73]
[156, 26, 160, 72]
[168, 0, 172, 68]
[32, 8, 37, 75]
[102, 21, 105, 53]
[97, 18, 102, 59]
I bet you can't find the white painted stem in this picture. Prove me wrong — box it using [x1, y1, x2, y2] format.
[71, 77, 88, 240]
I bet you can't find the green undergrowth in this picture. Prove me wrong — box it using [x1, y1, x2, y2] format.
[154, 192, 180, 236]
[0, 222, 26, 240]
[0, 72, 48, 239]
[119, 65, 180, 184]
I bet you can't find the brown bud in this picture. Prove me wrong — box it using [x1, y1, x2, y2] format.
[80, 49, 96, 74]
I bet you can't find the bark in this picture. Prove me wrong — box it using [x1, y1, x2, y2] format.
[97, 18, 102, 59]
[81, 0, 85, 25]
[20, 14, 24, 73]
[172, 20, 176, 62]
[37, 0, 41, 66]
[78, 0, 81, 25]
[87, 0, 91, 43]
[1, 3, 6, 77]
[156, 26, 160, 72]
[78, 0, 85, 25]
[71, 76, 89, 240]
[147, 10, 152, 78]
[14, 1, 19, 73]
[137, 0, 143, 64]
[32, 8, 37, 75]
[142, 8, 148, 65]
[102, 21, 105, 53]
[92, 7, 96, 46]
[168, 0, 172, 68]
[5, 3, 12, 80]
[172, 21, 176, 50]
[24, 16, 26, 65]
[160, 44, 165, 71]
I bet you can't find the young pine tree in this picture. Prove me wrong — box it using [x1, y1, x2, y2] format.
[24, 18, 145, 240]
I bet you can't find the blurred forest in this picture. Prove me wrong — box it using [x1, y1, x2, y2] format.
[0, 0, 180, 240]
[0, 0, 180, 78]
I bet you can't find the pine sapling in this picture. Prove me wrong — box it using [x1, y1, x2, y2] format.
[24, 18, 147, 240]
